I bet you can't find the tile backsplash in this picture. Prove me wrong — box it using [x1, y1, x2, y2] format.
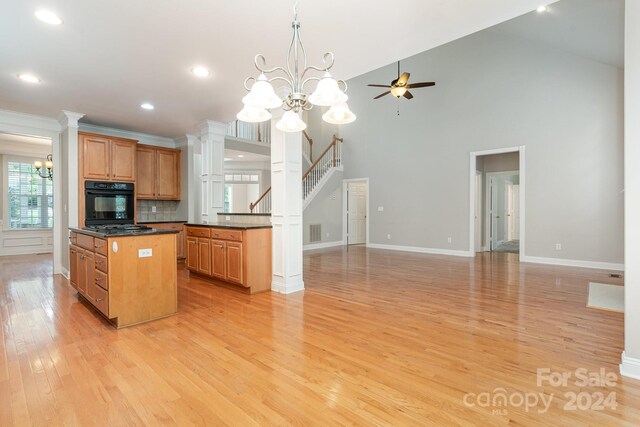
[137, 200, 179, 222]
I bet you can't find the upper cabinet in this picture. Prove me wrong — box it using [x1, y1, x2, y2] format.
[80, 133, 136, 182]
[136, 144, 181, 200]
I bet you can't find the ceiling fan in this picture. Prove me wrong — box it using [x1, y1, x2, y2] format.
[368, 61, 435, 100]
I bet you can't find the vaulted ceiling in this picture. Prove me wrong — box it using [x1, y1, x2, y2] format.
[2, 0, 560, 137]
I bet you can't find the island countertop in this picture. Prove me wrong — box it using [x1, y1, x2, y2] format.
[137, 220, 188, 224]
[69, 227, 179, 238]
[185, 222, 272, 230]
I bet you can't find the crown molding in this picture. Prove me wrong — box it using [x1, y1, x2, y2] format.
[78, 123, 177, 148]
[0, 108, 61, 133]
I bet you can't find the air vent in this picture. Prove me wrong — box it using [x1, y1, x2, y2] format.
[310, 224, 322, 243]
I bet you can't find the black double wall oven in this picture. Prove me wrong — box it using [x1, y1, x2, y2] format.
[84, 181, 135, 226]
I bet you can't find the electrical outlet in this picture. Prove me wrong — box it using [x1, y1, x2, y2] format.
[326, 232, 330, 238]
[138, 248, 152, 258]
[378, 206, 384, 212]
[447, 237, 452, 243]
[555, 243, 562, 250]
[225, 216, 231, 221]
[387, 234, 391, 240]
[151, 206, 157, 213]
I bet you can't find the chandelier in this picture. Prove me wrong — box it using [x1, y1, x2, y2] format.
[34, 154, 53, 180]
[237, 5, 356, 132]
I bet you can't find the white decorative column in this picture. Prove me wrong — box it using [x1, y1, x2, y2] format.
[57, 110, 85, 275]
[271, 114, 304, 293]
[198, 120, 226, 223]
[621, 1, 640, 380]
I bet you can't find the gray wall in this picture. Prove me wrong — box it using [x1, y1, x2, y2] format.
[303, 170, 343, 246]
[338, 27, 623, 263]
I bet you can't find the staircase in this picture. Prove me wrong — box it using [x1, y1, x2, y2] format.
[249, 135, 343, 213]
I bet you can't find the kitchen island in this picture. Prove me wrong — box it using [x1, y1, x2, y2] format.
[69, 227, 178, 328]
[185, 223, 272, 293]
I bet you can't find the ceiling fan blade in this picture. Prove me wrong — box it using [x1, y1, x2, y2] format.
[398, 72, 410, 86]
[406, 82, 436, 89]
[403, 91, 414, 100]
[367, 84, 391, 88]
[374, 91, 391, 99]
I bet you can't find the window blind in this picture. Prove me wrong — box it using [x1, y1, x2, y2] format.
[7, 161, 53, 229]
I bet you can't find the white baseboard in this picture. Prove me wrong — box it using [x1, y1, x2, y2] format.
[303, 241, 344, 251]
[620, 352, 640, 380]
[367, 243, 473, 258]
[520, 255, 623, 271]
[59, 268, 70, 280]
[271, 278, 305, 294]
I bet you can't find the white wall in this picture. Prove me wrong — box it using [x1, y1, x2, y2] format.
[339, 27, 623, 265]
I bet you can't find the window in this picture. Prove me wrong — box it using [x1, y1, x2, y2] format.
[6, 161, 53, 229]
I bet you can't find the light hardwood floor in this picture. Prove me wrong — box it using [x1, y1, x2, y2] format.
[0, 248, 639, 425]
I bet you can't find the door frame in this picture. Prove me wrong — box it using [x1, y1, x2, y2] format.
[485, 170, 519, 250]
[342, 178, 370, 246]
[469, 146, 525, 258]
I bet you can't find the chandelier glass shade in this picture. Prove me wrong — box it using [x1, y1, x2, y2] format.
[322, 102, 356, 125]
[34, 154, 53, 180]
[238, 6, 355, 132]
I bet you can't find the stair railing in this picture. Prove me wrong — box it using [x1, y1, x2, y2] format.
[302, 130, 313, 163]
[249, 135, 342, 213]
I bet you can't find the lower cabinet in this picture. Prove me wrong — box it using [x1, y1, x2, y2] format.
[185, 226, 270, 293]
[69, 235, 108, 317]
[68, 230, 178, 328]
[142, 223, 185, 260]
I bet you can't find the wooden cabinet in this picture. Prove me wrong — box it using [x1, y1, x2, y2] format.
[68, 230, 178, 328]
[136, 144, 181, 200]
[80, 132, 136, 182]
[144, 223, 185, 260]
[185, 225, 271, 293]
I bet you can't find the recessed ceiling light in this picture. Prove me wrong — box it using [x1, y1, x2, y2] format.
[140, 103, 154, 110]
[18, 73, 40, 83]
[237, 154, 244, 158]
[35, 9, 63, 25]
[191, 66, 210, 78]
[536, 5, 548, 13]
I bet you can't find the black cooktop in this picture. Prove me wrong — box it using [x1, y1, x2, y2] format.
[83, 224, 152, 235]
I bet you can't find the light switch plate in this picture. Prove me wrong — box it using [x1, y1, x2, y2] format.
[378, 206, 384, 212]
[151, 206, 157, 213]
[138, 248, 152, 258]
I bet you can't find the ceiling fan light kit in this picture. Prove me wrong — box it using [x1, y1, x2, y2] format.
[238, 5, 355, 132]
[369, 61, 435, 101]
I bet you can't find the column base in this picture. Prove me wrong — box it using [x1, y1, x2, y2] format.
[620, 351, 640, 380]
[272, 276, 305, 294]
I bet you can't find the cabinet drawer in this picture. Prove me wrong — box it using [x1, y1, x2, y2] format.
[186, 227, 210, 238]
[95, 253, 108, 273]
[95, 269, 108, 291]
[211, 229, 243, 242]
[93, 285, 108, 316]
[69, 232, 77, 246]
[94, 238, 107, 256]
[77, 234, 94, 251]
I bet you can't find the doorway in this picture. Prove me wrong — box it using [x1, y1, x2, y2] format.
[487, 171, 520, 253]
[469, 146, 525, 257]
[343, 179, 369, 245]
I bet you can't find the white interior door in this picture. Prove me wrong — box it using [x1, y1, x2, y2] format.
[347, 182, 366, 245]
[475, 172, 482, 251]
[490, 177, 499, 250]
[506, 182, 521, 241]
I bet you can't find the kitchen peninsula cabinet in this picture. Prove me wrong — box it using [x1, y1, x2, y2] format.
[185, 224, 271, 293]
[139, 222, 186, 260]
[68, 228, 178, 328]
[79, 132, 136, 182]
[136, 144, 181, 200]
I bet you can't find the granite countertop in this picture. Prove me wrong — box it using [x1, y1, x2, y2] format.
[70, 227, 179, 238]
[186, 222, 272, 230]
[137, 220, 188, 224]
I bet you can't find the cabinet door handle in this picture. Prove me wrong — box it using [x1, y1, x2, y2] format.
[96, 297, 103, 302]
[79, 254, 85, 259]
